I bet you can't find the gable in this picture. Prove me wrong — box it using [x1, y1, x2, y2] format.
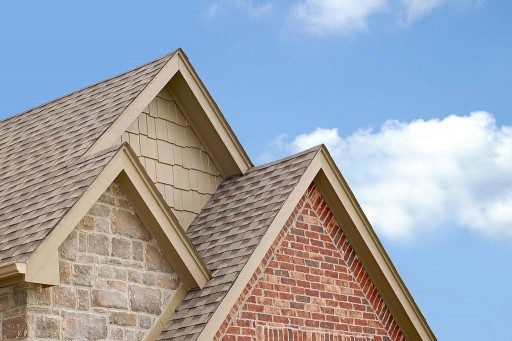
[0, 181, 184, 340]
[120, 88, 222, 229]
[215, 184, 404, 340]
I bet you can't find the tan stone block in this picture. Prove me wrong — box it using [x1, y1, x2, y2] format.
[78, 232, 87, 252]
[73, 264, 94, 287]
[156, 274, 180, 290]
[62, 312, 107, 340]
[111, 327, 124, 340]
[132, 241, 144, 262]
[95, 217, 110, 233]
[114, 268, 128, 281]
[95, 279, 127, 292]
[77, 289, 90, 311]
[112, 237, 131, 259]
[118, 198, 133, 210]
[128, 269, 141, 283]
[2, 315, 27, 340]
[138, 315, 153, 329]
[35, 285, 52, 305]
[80, 215, 95, 231]
[88, 203, 111, 218]
[59, 260, 72, 284]
[78, 254, 95, 264]
[35, 315, 60, 339]
[98, 265, 113, 279]
[113, 209, 151, 241]
[109, 311, 137, 326]
[92, 289, 127, 309]
[98, 193, 116, 206]
[145, 243, 173, 273]
[54, 286, 76, 308]
[87, 233, 110, 256]
[59, 230, 77, 261]
[142, 272, 155, 286]
[129, 285, 161, 314]
[0, 295, 10, 310]
[110, 182, 124, 196]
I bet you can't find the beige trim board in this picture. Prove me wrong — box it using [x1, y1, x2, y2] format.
[0, 262, 26, 287]
[144, 284, 188, 341]
[24, 143, 210, 289]
[86, 49, 252, 178]
[196, 145, 435, 341]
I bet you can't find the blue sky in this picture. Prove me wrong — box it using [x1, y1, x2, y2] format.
[1, 1, 511, 339]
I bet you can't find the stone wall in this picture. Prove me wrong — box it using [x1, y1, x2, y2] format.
[120, 88, 223, 229]
[0, 182, 181, 341]
[215, 184, 405, 341]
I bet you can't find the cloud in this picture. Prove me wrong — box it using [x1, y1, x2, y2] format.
[288, 0, 387, 35]
[267, 112, 512, 240]
[207, 0, 273, 18]
[285, 0, 485, 35]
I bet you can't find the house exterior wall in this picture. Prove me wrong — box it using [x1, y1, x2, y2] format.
[215, 184, 405, 341]
[120, 88, 223, 229]
[0, 182, 181, 341]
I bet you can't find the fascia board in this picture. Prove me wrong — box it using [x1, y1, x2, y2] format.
[24, 144, 210, 289]
[196, 145, 435, 341]
[195, 150, 324, 341]
[314, 146, 436, 341]
[175, 50, 252, 175]
[85, 50, 252, 177]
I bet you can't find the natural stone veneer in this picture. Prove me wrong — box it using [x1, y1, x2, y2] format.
[0, 182, 180, 340]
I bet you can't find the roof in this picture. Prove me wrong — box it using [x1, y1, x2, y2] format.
[0, 51, 176, 266]
[158, 146, 320, 340]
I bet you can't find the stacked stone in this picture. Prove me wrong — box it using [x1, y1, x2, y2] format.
[0, 182, 181, 341]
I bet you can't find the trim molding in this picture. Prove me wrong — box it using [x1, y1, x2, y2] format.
[20, 143, 210, 290]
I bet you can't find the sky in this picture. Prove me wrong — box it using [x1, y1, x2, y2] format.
[1, 1, 511, 339]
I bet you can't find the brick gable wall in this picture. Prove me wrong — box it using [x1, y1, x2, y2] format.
[215, 184, 405, 341]
[0, 182, 181, 341]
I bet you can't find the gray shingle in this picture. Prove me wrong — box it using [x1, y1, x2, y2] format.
[0, 51, 176, 266]
[158, 146, 320, 340]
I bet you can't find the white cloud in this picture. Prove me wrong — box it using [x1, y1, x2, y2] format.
[207, 0, 273, 18]
[269, 112, 512, 240]
[288, 0, 387, 35]
[285, 0, 485, 35]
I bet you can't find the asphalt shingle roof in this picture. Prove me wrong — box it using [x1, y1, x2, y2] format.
[0, 51, 176, 265]
[158, 146, 320, 341]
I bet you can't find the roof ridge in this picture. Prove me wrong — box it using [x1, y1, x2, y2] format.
[0, 50, 177, 125]
[248, 145, 322, 173]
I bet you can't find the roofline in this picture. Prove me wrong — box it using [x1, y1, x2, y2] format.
[18, 143, 209, 289]
[194, 145, 435, 341]
[85, 49, 252, 177]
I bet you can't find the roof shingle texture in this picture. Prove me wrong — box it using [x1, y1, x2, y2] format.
[0, 51, 176, 265]
[158, 146, 320, 341]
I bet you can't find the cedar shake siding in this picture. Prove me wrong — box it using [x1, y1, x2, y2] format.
[215, 184, 404, 341]
[120, 88, 223, 229]
[0, 182, 181, 341]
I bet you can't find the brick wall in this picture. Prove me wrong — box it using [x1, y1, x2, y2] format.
[0, 182, 181, 340]
[120, 88, 223, 229]
[215, 184, 405, 341]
